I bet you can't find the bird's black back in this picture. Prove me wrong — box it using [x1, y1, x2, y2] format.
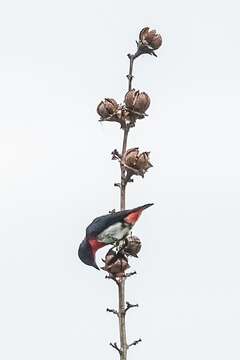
[86, 203, 153, 238]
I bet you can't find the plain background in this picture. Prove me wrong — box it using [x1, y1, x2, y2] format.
[0, 0, 240, 359]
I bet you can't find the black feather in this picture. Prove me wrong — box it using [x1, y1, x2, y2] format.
[86, 203, 153, 238]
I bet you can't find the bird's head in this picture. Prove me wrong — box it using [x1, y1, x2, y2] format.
[78, 238, 106, 270]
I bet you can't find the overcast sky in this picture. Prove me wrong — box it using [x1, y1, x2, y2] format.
[0, 0, 240, 359]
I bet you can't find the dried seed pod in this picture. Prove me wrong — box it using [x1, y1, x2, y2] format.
[134, 92, 150, 113]
[122, 149, 153, 178]
[109, 257, 129, 276]
[136, 152, 153, 171]
[124, 89, 150, 114]
[124, 89, 135, 109]
[104, 249, 116, 266]
[124, 147, 139, 168]
[102, 250, 129, 276]
[97, 98, 118, 118]
[139, 27, 162, 50]
[125, 236, 142, 257]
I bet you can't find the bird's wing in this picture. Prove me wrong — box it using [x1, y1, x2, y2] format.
[86, 210, 130, 238]
[86, 204, 153, 238]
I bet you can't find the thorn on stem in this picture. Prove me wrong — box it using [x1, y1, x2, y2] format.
[124, 271, 137, 278]
[105, 274, 119, 285]
[112, 149, 122, 160]
[110, 342, 122, 355]
[125, 301, 139, 313]
[128, 338, 142, 349]
[106, 308, 119, 316]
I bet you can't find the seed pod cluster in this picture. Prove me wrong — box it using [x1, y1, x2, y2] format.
[139, 27, 162, 50]
[123, 147, 153, 176]
[102, 250, 129, 277]
[124, 89, 150, 115]
[97, 89, 150, 126]
[125, 236, 142, 257]
[97, 98, 119, 119]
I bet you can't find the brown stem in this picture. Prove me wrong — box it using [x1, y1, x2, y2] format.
[120, 51, 136, 210]
[127, 54, 135, 91]
[118, 119, 129, 360]
[118, 278, 127, 360]
[120, 125, 129, 211]
[114, 50, 140, 360]
[117, 52, 137, 360]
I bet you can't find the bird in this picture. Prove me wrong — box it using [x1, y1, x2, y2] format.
[78, 203, 153, 269]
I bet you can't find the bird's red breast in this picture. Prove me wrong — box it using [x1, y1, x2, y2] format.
[89, 239, 106, 256]
[124, 210, 142, 225]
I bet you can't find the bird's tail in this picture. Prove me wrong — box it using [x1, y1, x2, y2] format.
[134, 203, 154, 211]
[124, 203, 154, 225]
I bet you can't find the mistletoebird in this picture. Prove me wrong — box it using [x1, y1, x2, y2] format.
[78, 203, 153, 269]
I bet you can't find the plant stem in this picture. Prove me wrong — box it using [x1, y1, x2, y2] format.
[118, 125, 129, 360]
[117, 52, 136, 360]
[127, 54, 135, 91]
[120, 125, 129, 211]
[120, 52, 136, 210]
[118, 279, 127, 360]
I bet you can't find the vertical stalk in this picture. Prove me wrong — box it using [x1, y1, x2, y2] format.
[117, 53, 136, 360]
[118, 279, 127, 360]
[127, 54, 135, 91]
[118, 125, 129, 360]
[120, 126, 129, 211]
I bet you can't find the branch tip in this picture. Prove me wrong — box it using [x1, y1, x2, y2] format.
[125, 301, 139, 313]
[105, 274, 119, 284]
[124, 271, 137, 278]
[128, 338, 142, 349]
[106, 308, 119, 316]
[110, 342, 122, 355]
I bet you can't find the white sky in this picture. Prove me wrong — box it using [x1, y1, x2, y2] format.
[0, 0, 240, 359]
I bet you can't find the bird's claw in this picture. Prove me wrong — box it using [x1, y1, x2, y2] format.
[114, 238, 128, 254]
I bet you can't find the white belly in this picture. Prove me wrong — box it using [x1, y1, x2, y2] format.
[98, 222, 130, 244]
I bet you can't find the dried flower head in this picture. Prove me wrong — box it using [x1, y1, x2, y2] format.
[123, 148, 153, 177]
[104, 249, 116, 265]
[124, 147, 139, 168]
[102, 250, 129, 277]
[97, 98, 118, 119]
[125, 236, 142, 257]
[124, 89, 150, 115]
[139, 27, 162, 50]
[136, 152, 152, 171]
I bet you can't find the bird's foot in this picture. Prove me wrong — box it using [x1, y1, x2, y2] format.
[115, 238, 128, 254]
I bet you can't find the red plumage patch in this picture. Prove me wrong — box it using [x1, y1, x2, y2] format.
[125, 210, 142, 225]
[89, 239, 106, 255]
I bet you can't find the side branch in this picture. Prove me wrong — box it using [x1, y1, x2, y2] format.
[124, 271, 137, 278]
[107, 308, 119, 317]
[128, 338, 142, 349]
[105, 274, 119, 285]
[110, 342, 122, 355]
[125, 301, 139, 314]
